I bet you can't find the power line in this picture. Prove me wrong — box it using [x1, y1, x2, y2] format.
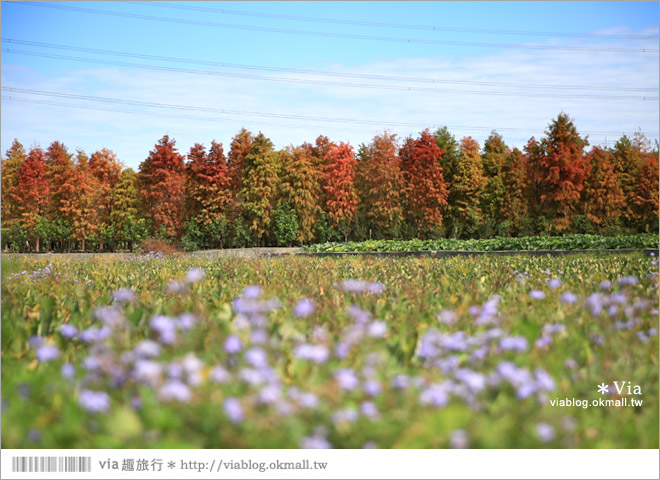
[0, 95, 390, 135]
[133, 1, 659, 40]
[4, 87, 657, 137]
[4, 49, 657, 102]
[8, 1, 658, 54]
[4, 38, 657, 93]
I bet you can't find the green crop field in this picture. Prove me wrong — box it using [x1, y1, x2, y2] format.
[1, 252, 658, 448]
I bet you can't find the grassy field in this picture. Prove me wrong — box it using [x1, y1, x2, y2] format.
[1, 252, 658, 448]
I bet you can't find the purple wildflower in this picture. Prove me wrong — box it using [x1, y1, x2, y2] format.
[159, 380, 192, 402]
[93, 306, 125, 328]
[167, 362, 183, 379]
[134, 340, 162, 358]
[176, 313, 197, 331]
[28, 335, 44, 348]
[242, 285, 262, 299]
[224, 397, 244, 423]
[535, 336, 552, 349]
[392, 374, 410, 390]
[560, 291, 578, 304]
[334, 368, 359, 391]
[59, 324, 78, 339]
[210, 366, 231, 383]
[294, 344, 329, 364]
[363, 379, 382, 397]
[300, 435, 332, 449]
[589, 334, 604, 346]
[293, 298, 315, 317]
[28, 428, 41, 443]
[166, 280, 186, 294]
[79, 390, 111, 413]
[599, 280, 612, 291]
[529, 290, 546, 300]
[340, 279, 385, 294]
[133, 360, 163, 386]
[331, 408, 358, 424]
[360, 401, 379, 419]
[564, 359, 578, 369]
[499, 336, 529, 352]
[250, 329, 267, 344]
[367, 321, 387, 338]
[419, 383, 450, 407]
[35, 345, 60, 362]
[454, 369, 486, 392]
[449, 429, 469, 449]
[437, 310, 457, 324]
[245, 347, 268, 368]
[617, 276, 638, 286]
[185, 267, 205, 284]
[258, 384, 281, 405]
[534, 368, 556, 391]
[112, 288, 136, 303]
[548, 278, 562, 289]
[83, 355, 102, 371]
[536, 422, 556, 443]
[224, 334, 242, 354]
[150, 315, 177, 344]
[61, 363, 76, 379]
[79, 327, 111, 343]
[542, 323, 565, 335]
[298, 392, 320, 409]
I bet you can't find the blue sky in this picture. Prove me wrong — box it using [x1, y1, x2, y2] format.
[2, 1, 658, 170]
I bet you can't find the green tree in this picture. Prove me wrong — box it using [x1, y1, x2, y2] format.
[239, 132, 280, 245]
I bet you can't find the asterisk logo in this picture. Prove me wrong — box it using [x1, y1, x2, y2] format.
[597, 383, 609, 394]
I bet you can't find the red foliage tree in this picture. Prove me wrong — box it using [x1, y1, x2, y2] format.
[138, 135, 186, 239]
[399, 129, 448, 237]
[323, 141, 358, 241]
[186, 140, 232, 229]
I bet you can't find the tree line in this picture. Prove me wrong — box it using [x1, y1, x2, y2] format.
[1, 113, 658, 252]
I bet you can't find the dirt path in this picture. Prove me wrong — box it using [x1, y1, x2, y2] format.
[5, 247, 302, 260]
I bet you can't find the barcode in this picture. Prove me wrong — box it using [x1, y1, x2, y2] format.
[11, 456, 92, 473]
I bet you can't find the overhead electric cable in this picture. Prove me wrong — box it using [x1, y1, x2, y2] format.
[4, 87, 657, 137]
[4, 38, 657, 93]
[4, 49, 657, 102]
[134, 0, 659, 40]
[7, 1, 658, 53]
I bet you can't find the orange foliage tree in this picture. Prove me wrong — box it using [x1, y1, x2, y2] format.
[356, 131, 404, 238]
[581, 147, 625, 228]
[536, 113, 589, 231]
[13, 145, 49, 251]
